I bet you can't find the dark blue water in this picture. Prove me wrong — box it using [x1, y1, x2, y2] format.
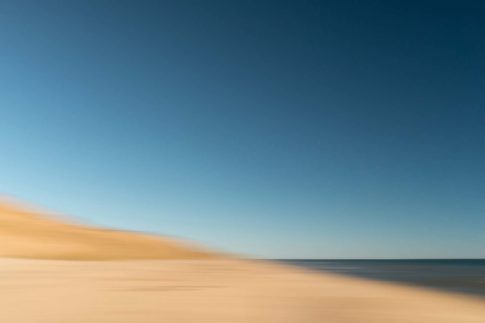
[278, 259, 485, 298]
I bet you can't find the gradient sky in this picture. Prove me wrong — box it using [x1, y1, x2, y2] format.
[1, 0, 484, 258]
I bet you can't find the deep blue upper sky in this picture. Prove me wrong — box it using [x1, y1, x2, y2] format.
[0, 0, 484, 258]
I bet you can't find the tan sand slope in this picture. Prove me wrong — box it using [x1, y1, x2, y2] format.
[1, 258, 485, 323]
[0, 199, 213, 260]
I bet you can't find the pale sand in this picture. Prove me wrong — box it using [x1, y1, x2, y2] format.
[1, 199, 485, 322]
[1, 258, 485, 323]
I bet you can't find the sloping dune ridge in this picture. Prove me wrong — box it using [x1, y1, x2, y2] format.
[0, 198, 214, 260]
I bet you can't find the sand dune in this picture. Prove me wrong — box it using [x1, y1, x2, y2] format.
[0, 199, 213, 260]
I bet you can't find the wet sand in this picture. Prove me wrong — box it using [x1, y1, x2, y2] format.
[1, 258, 485, 323]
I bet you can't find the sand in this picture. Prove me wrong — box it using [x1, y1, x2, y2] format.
[0, 199, 213, 260]
[1, 199, 485, 322]
[0, 258, 484, 323]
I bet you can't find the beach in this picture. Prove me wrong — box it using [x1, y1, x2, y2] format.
[1, 258, 485, 323]
[1, 200, 485, 323]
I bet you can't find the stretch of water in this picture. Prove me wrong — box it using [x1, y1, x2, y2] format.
[279, 259, 485, 298]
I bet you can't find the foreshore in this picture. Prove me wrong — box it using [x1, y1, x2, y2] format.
[1, 258, 484, 323]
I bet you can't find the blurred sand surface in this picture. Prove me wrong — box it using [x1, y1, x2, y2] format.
[1, 199, 484, 322]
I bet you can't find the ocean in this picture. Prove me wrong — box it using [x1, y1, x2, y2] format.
[278, 259, 485, 298]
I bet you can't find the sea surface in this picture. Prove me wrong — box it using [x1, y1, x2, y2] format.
[278, 259, 485, 298]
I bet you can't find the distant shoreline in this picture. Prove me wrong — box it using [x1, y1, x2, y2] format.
[275, 259, 485, 298]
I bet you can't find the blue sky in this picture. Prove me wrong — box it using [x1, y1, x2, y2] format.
[1, 0, 484, 258]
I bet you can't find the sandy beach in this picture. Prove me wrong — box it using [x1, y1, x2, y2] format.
[1, 258, 484, 323]
[1, 201, 485, 322]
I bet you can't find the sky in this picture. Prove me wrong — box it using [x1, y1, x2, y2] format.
[0, 0, 484, 259]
